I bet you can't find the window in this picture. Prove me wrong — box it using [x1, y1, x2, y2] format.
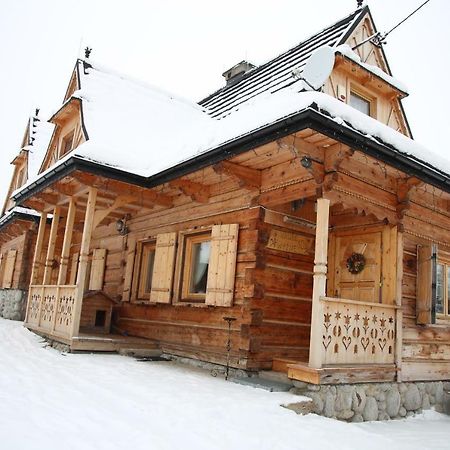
[350, 91, 371, 116]
[60, 130, 74, 157]
[137, 241, 156, 300]
[436, 262, 450, 319]
[181, 232, 211, 302]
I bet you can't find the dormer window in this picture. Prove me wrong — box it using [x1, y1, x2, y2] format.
[60, 130, 74, 157]
[350, 91, 371, 116]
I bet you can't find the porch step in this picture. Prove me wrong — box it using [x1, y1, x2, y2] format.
[272, 358, 303, 374]
[71, 333, 160, 353]
[230, 376, 292, 392]
[287, 362, 398, 385]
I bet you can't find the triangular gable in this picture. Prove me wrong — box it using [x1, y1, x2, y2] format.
[39, 61, 86, 174]
[63, 62, 81, 103]
[341, 8, 412, 137]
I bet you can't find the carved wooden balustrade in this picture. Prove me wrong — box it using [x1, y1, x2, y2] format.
[25, 285, 77, 339]
[320, 297, 397, 365]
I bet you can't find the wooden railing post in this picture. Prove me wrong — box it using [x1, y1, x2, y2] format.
[57, 198, 76, 285]
[71, 187, 97, 338]
[43, 206, 61, 284]
[25, 213, 47, 325]
[309, 198, 330, 369]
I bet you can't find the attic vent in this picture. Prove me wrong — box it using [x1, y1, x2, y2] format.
[222, 60, 256, 86]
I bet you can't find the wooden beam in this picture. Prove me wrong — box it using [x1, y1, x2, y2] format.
[213, 160, 261, 191]
[169, 179, 210, 203]
[57, 198, 76, 284]
[396, 177, 424, 219]
[309, 198, 330, 369]
[29, 213, 47, 286]
[71, 187, 97, 338]
[43, 206, 61, 284]
[72, 172, 173, 208]
[93, 195, 136, 229]
[324, 143, 354, 173]
[23, 199, 46, 212]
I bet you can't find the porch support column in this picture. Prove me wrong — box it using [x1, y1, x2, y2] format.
[395, 229, 404, 381]
[309, 198, 330, 369]
[43, 206, 61, 285]
[70, 187, 97, 338]
[24, 212, 47, 325]
[57, 198, 76, 285]
[30, 212, 48, 285]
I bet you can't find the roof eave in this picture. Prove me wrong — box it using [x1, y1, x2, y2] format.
[12, 107, 450, 205]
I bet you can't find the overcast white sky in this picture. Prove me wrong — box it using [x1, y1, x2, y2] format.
[0, 0, 448, 205]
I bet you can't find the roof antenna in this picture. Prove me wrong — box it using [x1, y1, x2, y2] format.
[84, 47, 92, 59]
[357, 0, 364, 8]
[353, 0, 431, 50]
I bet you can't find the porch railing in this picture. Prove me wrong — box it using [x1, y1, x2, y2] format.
[25, 285, 77, 338]
[319, 297, 397, 365]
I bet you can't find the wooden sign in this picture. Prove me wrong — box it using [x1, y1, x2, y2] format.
[267, 230, 313, 255]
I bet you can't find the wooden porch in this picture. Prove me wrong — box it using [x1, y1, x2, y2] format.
[270, 199, 402, 384]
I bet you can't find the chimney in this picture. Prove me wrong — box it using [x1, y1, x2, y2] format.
[222, 60, 256, 86]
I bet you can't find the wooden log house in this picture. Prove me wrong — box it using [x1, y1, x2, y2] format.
[7, 6, 450, 384]
[0, 112, 53, 314]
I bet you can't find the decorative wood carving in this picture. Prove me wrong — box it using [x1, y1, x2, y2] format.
[267, 229, 314, 255]
[321, 297, 396, 365]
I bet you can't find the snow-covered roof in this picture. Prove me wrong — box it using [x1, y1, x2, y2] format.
[13, 56, 450, 202]
[0, 206, 40, 230]
[23, 115, 54, 179]
[335, 45, 408, 94]
[199, 8, 367, 118]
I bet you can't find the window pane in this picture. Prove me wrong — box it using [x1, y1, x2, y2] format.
[350, 92, 370, 115]
[144, 250, 156, 293]
[436, 263, 444, 314]
[189, 240, 211, 294]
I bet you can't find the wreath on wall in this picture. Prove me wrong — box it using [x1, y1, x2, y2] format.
[346, 252, 366, 274]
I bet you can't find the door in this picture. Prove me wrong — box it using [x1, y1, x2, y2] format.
[331, 231, 382, 302]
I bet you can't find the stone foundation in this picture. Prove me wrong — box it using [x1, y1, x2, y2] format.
[291, 380, 450, 422]
[0, 289, 26, 321]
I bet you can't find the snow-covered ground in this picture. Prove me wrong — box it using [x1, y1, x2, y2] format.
[0, 318, 449, 450]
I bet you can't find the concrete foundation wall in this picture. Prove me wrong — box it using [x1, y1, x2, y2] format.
[0, 289, 26, 321]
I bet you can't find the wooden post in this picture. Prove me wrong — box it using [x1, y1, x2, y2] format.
[70, 187, 97, 338]
[43, 206, 61, 284]
[24, 212, 48, 326]
[29, 212, 48, 285]
[395, 230, 404, 382]
[57, 199, 76, 285]
[309, 198, 330, 369]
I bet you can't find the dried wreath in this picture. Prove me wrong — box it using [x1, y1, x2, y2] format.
[346, 252, 366, 274]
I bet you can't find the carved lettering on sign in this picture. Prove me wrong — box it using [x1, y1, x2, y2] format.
[267, 230, 313, 255]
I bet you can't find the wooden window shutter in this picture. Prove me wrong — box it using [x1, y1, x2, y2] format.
[416, 244, 437, 325]
[205, 224, 239, 307]
[3, 250, 17, 289]
[150, 232, 177, 303]
[89, 248, 107, 291]
[123, 243, 136, 302]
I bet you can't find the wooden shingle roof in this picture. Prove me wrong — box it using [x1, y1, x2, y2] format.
[199, 7, 367, 119]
